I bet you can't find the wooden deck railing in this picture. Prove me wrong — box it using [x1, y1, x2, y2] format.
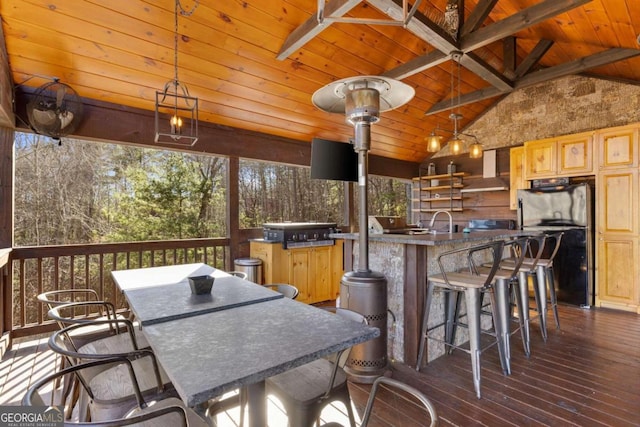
[8, 238, 230, 338]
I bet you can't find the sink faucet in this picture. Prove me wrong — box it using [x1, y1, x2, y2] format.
[429, 210, 453, 234]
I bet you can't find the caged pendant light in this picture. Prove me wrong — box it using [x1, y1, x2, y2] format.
[155, 0, 199, 146]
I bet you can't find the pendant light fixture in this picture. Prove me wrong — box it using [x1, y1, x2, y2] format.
[424, 51, 483, 159]
[155, 0, 199, 146]
[425, 129, 443, 152]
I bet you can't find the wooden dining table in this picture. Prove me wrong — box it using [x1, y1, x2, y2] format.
[112, 263, 379, 426]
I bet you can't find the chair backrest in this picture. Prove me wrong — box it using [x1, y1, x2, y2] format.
[523, 233, 547, 271]
[264, 283, 299, 299]
[37, 289, 100, 309]
[457, 240, 505, 287]
[501, 236, 530, 280]
[360, 377, 438, 427]
[48, 316, 141, 357]
[228, 271, 248, 280]
[543, 231, 564, 263]
[22, 358, 189, 427]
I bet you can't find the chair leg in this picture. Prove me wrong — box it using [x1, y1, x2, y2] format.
[535, 265, 548, 341]
[510, 279, 530, 358]
[546, 266, 561, 329]
[492, 278, 511, 375]
[464, 288, 482, 399]
[416, 282, 435, 371]
[444, 290, 460, 354]
[517, 271, 531, 356]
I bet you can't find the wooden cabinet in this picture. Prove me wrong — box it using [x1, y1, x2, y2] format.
[524, 138, 556, 178]
[558, 134, 593, 175]
[597, 170, 639, 235]
[509, 146, 527, 210]
[597, 237, 639, 311]
[524, 133, 593, 179]
[596, 125, 640, 313]
[250, 241, 343, 304]
[598, 126, 638, 170]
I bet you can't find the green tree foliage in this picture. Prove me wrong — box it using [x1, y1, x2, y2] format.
[106, 150, 226, 241]
[14, 133, 408, 246]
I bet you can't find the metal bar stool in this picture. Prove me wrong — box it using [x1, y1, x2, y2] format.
[472, 236, 531, 362]
[503, 232, 563, 342]
[416, 240, 507, 399]
[532, 231, 564, 332]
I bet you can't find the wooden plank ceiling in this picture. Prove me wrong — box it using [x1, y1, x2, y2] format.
[2, 0, 640, 163]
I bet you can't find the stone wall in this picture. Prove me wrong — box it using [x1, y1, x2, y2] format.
[434, 75, 640, 156]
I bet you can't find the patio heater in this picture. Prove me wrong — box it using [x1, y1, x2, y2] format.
[312, 76, 414, 383]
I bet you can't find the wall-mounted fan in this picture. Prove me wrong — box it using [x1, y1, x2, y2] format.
[26, 80, 84, 141]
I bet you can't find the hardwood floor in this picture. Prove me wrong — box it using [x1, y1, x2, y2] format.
[352, 304, 640, 426]
[1, 304, 638, 426]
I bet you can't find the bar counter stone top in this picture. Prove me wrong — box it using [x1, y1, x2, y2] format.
[330, 229, 522, 245]
[331, 230, 523, 367]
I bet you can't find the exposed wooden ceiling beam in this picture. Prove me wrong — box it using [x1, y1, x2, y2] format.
[460, 0, 498, 37]
[503, 37, 517, 80]
[515, 39, 554, 78]
[382, 50, 448, 80]
[370, 0, 509, 90]
[460, 51, 512, 91]
[426, 47, 640, 115]
[426, 86, 503, 115]
[515, 48, 640, 88]
[277, 0, 362, 60]
[460, 0, 592, 51]
[379, 0, 589, 90]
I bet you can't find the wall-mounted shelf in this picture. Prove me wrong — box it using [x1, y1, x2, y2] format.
[411, 170, 466, 216]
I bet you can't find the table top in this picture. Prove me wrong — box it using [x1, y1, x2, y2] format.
[112, 263, 283, 325]
[112, 263, 222, 291]
[142, 297, 380, 407]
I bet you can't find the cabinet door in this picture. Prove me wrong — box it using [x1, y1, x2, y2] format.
[597, 170, 638, 235]
[509, 146, 526, 210]
[310, 246, 333, 303]
[597, 236, 639, 311]
[598, 127, 638, 170]
[524, 139, 556, 179]
[557, 134, 593, 176]
[288, 249, 311, 303]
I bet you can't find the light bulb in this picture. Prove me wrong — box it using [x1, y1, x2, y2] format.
[450, 138, 462, 155]
[469, 142, 483, 158]
[170, 115, 183, 134]
[426, 132, 442, 152]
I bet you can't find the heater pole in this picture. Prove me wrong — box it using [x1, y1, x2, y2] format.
[354, 121, 371, 273]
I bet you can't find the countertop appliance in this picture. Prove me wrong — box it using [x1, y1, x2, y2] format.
[368, 216, 428, 235]
[517, 181, 594, 307]
[262, 222, 337, 249]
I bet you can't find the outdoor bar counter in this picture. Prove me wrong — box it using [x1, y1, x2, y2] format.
[331, 230, 522, 367]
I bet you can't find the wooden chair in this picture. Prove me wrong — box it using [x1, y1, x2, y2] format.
[23, 358, 207, 427]
[265, 307, 364, 427]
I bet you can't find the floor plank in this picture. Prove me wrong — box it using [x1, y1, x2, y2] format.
[1, 304, 639, 426]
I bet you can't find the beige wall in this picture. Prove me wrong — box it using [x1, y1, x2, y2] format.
[434, 75, 640, 157]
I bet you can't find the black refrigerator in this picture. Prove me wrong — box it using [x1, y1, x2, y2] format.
[517, 181, 594, 307]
